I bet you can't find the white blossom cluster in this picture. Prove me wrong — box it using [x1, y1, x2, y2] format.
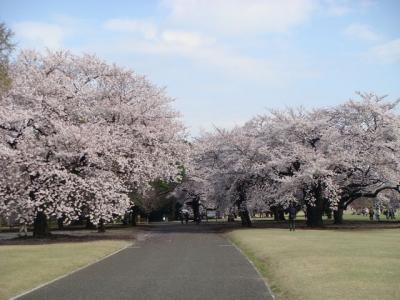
[0, 50, 188, 225]
[188, 94, 400, 214]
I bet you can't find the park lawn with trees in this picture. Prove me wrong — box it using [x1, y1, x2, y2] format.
[1, 19, 400, 300]
[228, 228, 400, 300]
[187, 95, 400, 228]
[0, 240, 130, 300]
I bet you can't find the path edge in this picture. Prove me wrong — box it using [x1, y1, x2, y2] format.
[9, 241, 133, 300]
[227, 237, 275, 300]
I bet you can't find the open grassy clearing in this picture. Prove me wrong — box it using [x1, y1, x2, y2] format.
[0, 240, 130, 300]
[228, 228, 400, 300]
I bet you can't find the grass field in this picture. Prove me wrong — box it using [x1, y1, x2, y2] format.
[248, 211, 399, 222]
[228, 228, 400, 300]
[0, 240, 130, 300]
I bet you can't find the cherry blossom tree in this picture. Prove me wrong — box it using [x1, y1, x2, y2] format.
[0, 50, 188, 236]
[187, 94, 400, 227]
[188, 128, 261, 226]
[323, 93, 400, 223]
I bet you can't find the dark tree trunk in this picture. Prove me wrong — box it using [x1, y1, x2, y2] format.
[171, 198, 177, 221]
[306, 192, 325, 227]
[57, 218, 64, 230]
[235, 180, 252, 227]
[273, 207, 285, 221]
[33, 211, 50, 238]
[306, 204, 324, 227]
[131, 212, 137, 226]
[305, 183, 326, 227]
[239, 210, 252, 227]
[278, 209, 286, 221]
[86, 217, 95, 229]
[131, 206, 139, 226]
[98, 219, 105, 232]
[237, 200, 252, 227]
[192, 197, 200, 223]
[273, 207, 279, 221]
[333, 208, 344, 224]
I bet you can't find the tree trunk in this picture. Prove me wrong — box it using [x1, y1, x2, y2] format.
[326, 209, 332, 220]
[171, 198, 177, 221]
[306, 193, 325, 227]
[273, 207, 285, 221]
[98, 219, 105, 232]
[273, 207, 279, 221]
[306, 183, 326, 227]
[235, 181, 252, 227]
[33, 211, 50, 238]
[130, 206, 140, 226]
[236, 199, 252, 227]
[306, 205, 324, 227]
[333, 208, 344, 224]
[57, 218, 64, 230]
[86, 217, 95, 229]
[192, 197, 200, 223]
[131, 212, 137, 226]
[239, 210, 252, 227]
[278, 209, 286, 221]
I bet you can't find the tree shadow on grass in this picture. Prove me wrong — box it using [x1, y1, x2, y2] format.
[2, 219, 399, 245]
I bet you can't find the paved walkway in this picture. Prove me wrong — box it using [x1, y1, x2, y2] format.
[17, 223, 273, 300]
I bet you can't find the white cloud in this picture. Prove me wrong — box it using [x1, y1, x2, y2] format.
[104, 31, 287, 83]
[344, 23, 381, 42]
[162, 0, 316, 35]
[368, 39, 400, 63]
[101, 18, 270, 79]
[161, 30, 215, 48]
[104, 19, 158, 40]
[13, 21, 67, 49]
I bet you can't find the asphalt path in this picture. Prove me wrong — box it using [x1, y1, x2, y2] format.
[18, 223, 273, 300]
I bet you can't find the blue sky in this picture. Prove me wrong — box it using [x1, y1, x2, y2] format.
[1, 0, 399, 136]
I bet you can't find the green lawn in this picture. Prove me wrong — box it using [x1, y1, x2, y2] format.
[249, 211, 399, 222]
[0, 240, 130, 300]
[228, 228, 400, 300]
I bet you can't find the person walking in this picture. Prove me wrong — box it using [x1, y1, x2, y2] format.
[18, 219, 28, 237]
[288, 204, 297, 231]
[184, 211, 189, 224]
[369, 207, 374, 221]
[389, 207, 396, 220]
[374, 207, 381, 221]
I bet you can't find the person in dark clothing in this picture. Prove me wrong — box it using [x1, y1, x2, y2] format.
[369, 207, 374, 221]
[184, 212, 189, 224]
[288, 204, 297, 231]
